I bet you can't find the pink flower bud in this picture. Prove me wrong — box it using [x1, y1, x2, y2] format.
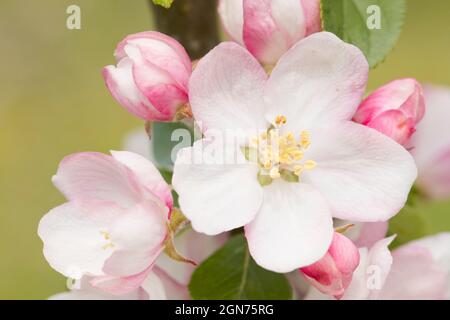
[300, 232, 360, 298]
[218, 0, 321, 66]
[102, 31, 192, 121]
[353, 78, 426, 146]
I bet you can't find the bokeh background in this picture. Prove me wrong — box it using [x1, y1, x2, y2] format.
[0, 0, 449, 299]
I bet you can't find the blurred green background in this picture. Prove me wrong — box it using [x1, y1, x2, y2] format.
[0, 0, 449, 299]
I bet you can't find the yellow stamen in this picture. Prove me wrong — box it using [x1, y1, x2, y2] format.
[304, 160, 317, 170]
[275, 115, 287, 126]
[245, 116, 316, 185]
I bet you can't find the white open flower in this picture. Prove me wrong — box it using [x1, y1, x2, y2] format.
[172, 32, 417, 273]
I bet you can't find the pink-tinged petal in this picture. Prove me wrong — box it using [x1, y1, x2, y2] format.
[243, 0, 306, 66]
[140, 270, 167, 300]
[50, 276, 146, 300]
[417, 149, 450, 199]
[52, 152, 141, 208]
[102, 59, 165, 121]
[38, 201, 122, 278]
[305, 247, 372, 301]
[353, 222, 389, 249]
[123, 35, 191, 90]
[300, 232, 359, 297]
[412, 85, 450, 199]
[218, 0, 244, 45]
[404, 232, 450, 299]
[106, 31, 191, 122]
[115, 31, 191, 75]
[245, 181, 333, 272]
[301, 0, 321, 35]
[188, 42, 268, 132]
[301, 254, 343, 295]
[152, 267, 190, 300]
[91, 266, 152, 295]
[303, 122, 417, 222]
[367, 109, 416, 146]
[102, 203, 168, 277]
[124, 44, 188, 120]
[378, 244, 447, 300]
[265, 32, 369, 132]
[328, 233, 360, 275]
[156, 229, 228, 285]
[353, 78, 425, 145]
[172, 139, 263, 235]
[111, 151, 173, 211]
[354, 78, 425, 125]
[306, 237, 395, 300]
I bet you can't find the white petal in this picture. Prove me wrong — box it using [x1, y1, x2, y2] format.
[141, 271, 167, 300]
[38, 202, 121, 278]
[303, 122, 417, 222]
[341, 236, 395, 300]
[245, 181, 333, 272]
[264, 32, 368, 132]
[365, 236, 395, 299]
[218, 0, 244, 44]
[189, 42, 268, 132]
[172, 139, 263, 235]
[152, 267, 190, 300]
[103, 203, 168, 276]
[122, 128, 155, 161]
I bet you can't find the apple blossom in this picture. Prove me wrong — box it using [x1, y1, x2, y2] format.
[218, 0, 321, 67]
[353, 78, 425, 146]
[103, 31, 192, 121]
[378, 233, 450, 300]
[411, 85, 450, 199]
[172, 32, 417, 273]
[299, 232, 360, 298]
[38, 151, 173, 295]
[50, 228, 228, 300]
[306, 232, 450, 300]
[306, 236, 395, 300]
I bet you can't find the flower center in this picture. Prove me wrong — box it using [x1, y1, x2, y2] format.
[244, 115, 316, 186]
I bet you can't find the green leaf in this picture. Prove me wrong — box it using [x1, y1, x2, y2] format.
[321, 0, 406, 68]
[152, 0, 174, 9]
[189, 235, 292, 300]
[151, 121, 194, 171]
[388, 199, 450, 248]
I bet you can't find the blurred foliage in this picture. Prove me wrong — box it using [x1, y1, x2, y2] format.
[152, 0, 174, 9]
[389, 199, 450, 248]
[0, 0, 449, 299]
